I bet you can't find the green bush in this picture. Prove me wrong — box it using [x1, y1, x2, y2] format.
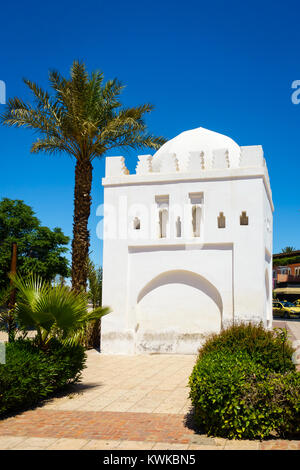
[189, 323, 299, 439]
[197, 322, 295, 372]
[0, 339, 86, 416]
[243, 369, 300, 438]
[189, 349, 300, 440]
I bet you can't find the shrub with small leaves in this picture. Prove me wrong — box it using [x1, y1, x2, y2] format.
[197, 322, 295, 372]
[242, 370, 300, 438]
[189, 322, 299, 439]
[0, 339, 86, 416]
[189, 349, 300, 440]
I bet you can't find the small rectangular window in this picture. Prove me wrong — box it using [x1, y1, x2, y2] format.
[240, 211, 249, 225]
[133, 217, 140, 230]
[155, 195, 169, 239]
[218, 212, 226, 228]
[189, 193, 203, 238]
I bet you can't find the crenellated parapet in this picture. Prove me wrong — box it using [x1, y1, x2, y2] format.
[136, 155, 153, 175]
[105, 145, 267, 177]
[186, 152, 205, 172]
[212, 149, 230, 169]
[103, 128, 270, 179]
[105, 156, 129, 177]
[239, 145, 264, 168]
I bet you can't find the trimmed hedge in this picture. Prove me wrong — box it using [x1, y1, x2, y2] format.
[189, 323, 300, 440]
[0, 339, 86, 416]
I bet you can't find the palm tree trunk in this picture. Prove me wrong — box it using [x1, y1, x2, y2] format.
[72, 158, 93, 292]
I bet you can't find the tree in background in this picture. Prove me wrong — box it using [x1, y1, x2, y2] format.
[0, 286, 19, 342]
[0, 61, 166, 292]
[0, 198, 70, 291]
[88, 260, 102, 309]
[86, 260, 103, 349]
[281, 246, 297, 254]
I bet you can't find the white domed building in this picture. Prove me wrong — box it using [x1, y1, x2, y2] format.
[101, 127, 273, 354]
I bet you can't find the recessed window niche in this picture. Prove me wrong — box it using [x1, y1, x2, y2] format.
[240, 211, 249, 225]
[133, 217, 141, 230]
[218, 212, 226, 228]
[155, 195, 169, 239]
[189, 193, 203, 238]
[176, 216, 182, 237]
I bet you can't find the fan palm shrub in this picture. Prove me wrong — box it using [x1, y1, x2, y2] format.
[0, 61, 166, 291]
[11, 274, 110, 349]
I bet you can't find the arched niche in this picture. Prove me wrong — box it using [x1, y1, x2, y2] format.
[136, 269, 223, 335]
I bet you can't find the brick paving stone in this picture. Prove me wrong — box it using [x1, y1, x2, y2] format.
[224, 440, 260, 450]
[0, 410, 194, 444]
[0, 408, 298, 449]
[0, 436, 27, 449]
[47, 438, 89, 450]
[189, 435, 218, 446]
[117, 440, 155, 450]
[81, 439, 121, 450]
[12, 437, 59, 448]
[188, 444, 221, 450]
[152, 442, 189, 450]
[261, 440, 300, 450]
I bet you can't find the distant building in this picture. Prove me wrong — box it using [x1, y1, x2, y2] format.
[273, 250, 300, 300]
[101, 127, 273, 354]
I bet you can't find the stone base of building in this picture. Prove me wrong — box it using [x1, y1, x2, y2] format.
[101, 330, 212, 355]
[100, 316, 270, 355]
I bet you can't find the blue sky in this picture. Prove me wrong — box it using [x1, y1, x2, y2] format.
[0, 0, 299, 268]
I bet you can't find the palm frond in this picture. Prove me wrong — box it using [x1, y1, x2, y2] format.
[0, 60, 166, 163]
[11, 274, 110, 348]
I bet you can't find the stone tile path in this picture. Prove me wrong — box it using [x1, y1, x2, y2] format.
[42, 353, 193, 414]
[0, 321, 299, 450]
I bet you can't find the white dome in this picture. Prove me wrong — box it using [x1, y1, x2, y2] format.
[152, 127, 241, 171]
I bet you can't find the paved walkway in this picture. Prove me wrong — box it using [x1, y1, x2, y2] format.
[0, 321, 299, 450]
[42, 353, 193, 414]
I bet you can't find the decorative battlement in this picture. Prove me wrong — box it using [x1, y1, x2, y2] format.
[239, 146, 264, 167]
[136, 155, 153, 175]
[212, 149, 230, 169]
[105, 145, 266, 177]
[105, 156, 129, 177]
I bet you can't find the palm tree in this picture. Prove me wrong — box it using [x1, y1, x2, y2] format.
[11, 274, 110, 349]
[0, 61, 166, 291]
[281, 246, 296, 254]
